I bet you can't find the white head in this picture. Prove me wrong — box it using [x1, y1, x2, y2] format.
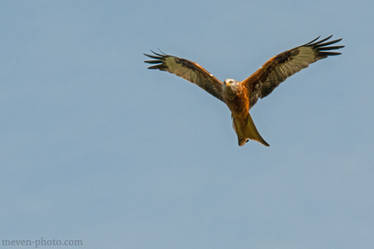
[223, 78, 237, 86]
[223, 78, 239, 92]
[223, 79, 240, 99]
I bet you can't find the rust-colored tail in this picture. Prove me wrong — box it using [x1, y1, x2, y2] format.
[232, 113, 269, 147]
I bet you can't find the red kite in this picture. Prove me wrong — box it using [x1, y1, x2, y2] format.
[145, 35, 344, 146]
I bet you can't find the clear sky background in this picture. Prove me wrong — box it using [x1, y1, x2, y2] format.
[1, 1, 373, 249]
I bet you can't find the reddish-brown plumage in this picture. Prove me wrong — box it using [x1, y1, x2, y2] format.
[224, 84, 250, 117]
[145, 35, 344, 146]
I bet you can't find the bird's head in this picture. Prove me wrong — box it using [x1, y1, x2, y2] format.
[223, 79, 240, 100]
[223, 78, 239, 93]
[224, 78, 236, 86]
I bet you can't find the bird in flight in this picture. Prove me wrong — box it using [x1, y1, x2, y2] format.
[144, 35, 344, 146]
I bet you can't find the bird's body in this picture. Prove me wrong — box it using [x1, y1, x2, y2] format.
[145, 35, 344, 146]
[223, 79, 249, 114]
[222, 79, 268, 146]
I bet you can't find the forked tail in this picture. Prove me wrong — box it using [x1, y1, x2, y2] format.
[232, 113, 270, 147]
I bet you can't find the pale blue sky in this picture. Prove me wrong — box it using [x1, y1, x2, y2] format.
[1, 1, 373, 249]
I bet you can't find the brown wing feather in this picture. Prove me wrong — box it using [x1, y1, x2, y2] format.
[144, 51, 224, 101]
[241, 35, 344, 107]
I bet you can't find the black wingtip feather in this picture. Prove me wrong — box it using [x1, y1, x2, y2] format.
[315, 38, 343, 48]
[318, 45, 345, 51]
[144, 53, 162, 60]
[314, 34, 334, 45]
[147, 65, 158, 69]
[319, 52, 342, 56]
[144, 50, 169, 70]
[144, 60, 162, 64]
[305, 36, 321, 45]
[304, 35, 344, 57]
[148, 64, 166, 70]
[150, 50, 165, 57]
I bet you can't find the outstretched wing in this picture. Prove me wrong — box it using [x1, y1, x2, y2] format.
[241, 35, 344, 107]
[145, 51, 224, 101]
